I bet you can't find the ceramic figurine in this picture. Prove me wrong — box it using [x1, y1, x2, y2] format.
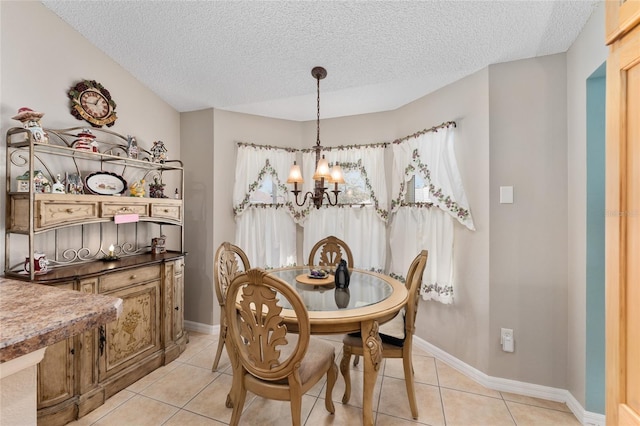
[66, 173, 83, 194]
[129, 179, 145, 197]
[16, 170, 50, 193]
[12, 107, 48, 144]
[127, 135, 139, 159]
[52, 174, 65, 193]
[150, 140, 167, 163]
[73, 129, 96, 151]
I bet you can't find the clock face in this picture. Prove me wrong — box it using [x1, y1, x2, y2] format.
[80, 90, 110, 119]
[68, 80, 117, 127]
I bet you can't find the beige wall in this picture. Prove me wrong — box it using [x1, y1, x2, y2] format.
[488, 54, 568, 388]
[566, 3, 608, 407]
[0, 1, 181, 272]
[0, 0, 609, 401]
[181, 109, 215, 326]
[394, 69, 492, 371]
[207, 109, 302, 325]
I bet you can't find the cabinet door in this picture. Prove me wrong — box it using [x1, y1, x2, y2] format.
[173, 257, 185, 341]
[37, 283, 75, 409]
[605, 17, 640, 426]
[99, 280, 162, 381]
[78, 278, 99, 395]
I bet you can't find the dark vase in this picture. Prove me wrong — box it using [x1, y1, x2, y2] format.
[334, 259, 350, 289]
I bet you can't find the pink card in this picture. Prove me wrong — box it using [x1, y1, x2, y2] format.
[114, 213, 139, 224]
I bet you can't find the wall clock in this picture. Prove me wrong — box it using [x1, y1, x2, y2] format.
[68, 80, 117, 127]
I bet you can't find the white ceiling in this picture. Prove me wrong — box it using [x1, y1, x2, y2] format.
[42, 0, 599, 122]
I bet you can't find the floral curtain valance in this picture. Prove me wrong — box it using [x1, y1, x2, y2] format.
[232, 144, 300, 220]
[298, 144, 389, 223]
[390, 126, 475, 231]
[232, 144, 298, 268]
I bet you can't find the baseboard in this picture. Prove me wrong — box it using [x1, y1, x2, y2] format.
[181, 321, 604, 426]
[184, 320, 218, 335]
[413, 337, 605, 426]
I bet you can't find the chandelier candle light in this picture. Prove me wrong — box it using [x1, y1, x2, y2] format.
[287, 66, 345, 209]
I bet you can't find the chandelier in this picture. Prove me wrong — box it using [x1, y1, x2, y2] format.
[287, 66, 344, 209]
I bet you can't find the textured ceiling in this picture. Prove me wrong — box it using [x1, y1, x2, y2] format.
[42, 1, 599, 121]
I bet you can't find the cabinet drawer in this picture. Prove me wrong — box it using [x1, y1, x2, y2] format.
[99, 265, 160, 293]
[37, 199, 100, 229]
[101, 202, 149, 218]
[151, 203, 182, 222]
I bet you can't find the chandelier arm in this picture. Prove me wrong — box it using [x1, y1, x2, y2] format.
[322, 189, 340, 206]
[292, 190, 312, 207]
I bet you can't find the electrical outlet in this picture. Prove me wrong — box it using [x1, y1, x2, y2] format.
[501, 328, 514, 352]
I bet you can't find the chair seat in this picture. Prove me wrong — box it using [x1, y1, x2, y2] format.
[343, 332, 407, 353]
[266, 335, 335, 385]
[345, 309, 406, 347]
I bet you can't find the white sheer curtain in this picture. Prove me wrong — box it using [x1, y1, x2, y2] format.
[389, 207, 454, 304]
[389, 126, 473, 303]
[390, 126, 474, 230]
[303, 206, 387, 270]
[233, 144, 297, 268]
[301, 145, 388, 270]
[235, 207, 297, 268]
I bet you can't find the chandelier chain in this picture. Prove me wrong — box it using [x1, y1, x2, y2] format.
[316, 75, 321, 147]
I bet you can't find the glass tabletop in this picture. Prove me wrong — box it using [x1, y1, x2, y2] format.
[268, 267, 393, 312]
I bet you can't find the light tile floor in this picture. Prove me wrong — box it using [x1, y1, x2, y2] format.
[69, 332, 581, 425]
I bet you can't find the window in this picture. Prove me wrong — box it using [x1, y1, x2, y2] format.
[405, 174, 431, 204]
[249, 175, 285, 204]
[336, 169, 371, 205]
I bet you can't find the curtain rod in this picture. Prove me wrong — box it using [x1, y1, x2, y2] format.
[236, 141, 297, 152]
[391, 121, 456, 145]
[236, 120, 456, 151]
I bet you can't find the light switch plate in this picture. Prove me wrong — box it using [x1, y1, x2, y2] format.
[500, 186, 513, 204]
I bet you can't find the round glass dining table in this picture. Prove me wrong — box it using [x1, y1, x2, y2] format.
[266, 266, 407, 426]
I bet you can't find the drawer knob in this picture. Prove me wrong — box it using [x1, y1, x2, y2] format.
[130, 275, 137, 280]
[164, 209, 169, 213]
[66, 208, 73, 213]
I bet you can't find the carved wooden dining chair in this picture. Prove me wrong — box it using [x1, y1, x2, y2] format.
[340, 250, 428, 420]
[212, 242, 250, 371]
[308, 235, 354, 269]
[225, 268, 338, 426]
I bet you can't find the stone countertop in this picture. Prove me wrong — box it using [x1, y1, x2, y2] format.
[0, 277, 122, 363]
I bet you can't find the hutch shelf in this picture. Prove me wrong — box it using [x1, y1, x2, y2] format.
[4, 126, 188, 425]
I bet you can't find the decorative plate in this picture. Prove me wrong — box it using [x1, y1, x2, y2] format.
[296, 273, 334, 286]
[85, 171, 127, 195]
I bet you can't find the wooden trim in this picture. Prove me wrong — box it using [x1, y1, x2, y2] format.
[605, 41, 624, 426]
[606, 0, 640, 45]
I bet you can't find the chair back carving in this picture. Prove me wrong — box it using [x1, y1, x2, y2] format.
[214, 242, 250, 307]
[308, 236, 354, 269]
[404, 250, 428, 336]
[225, 268, 310, 381]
